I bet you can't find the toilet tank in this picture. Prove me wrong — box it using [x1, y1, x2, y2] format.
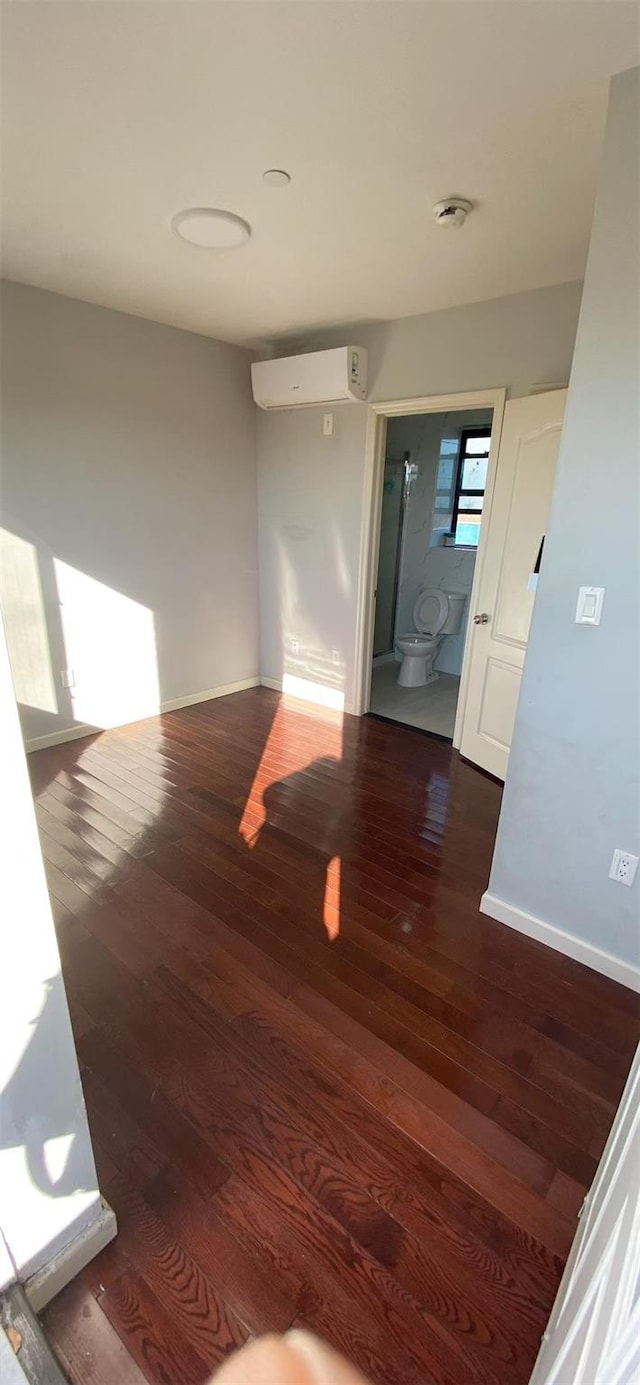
[441, 590, 467, 634]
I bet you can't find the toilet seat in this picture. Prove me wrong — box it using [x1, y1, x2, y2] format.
[413, 588, 449, 636]
[396, 633, 436, 648]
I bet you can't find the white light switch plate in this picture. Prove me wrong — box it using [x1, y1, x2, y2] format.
[575, 586, 604, 625]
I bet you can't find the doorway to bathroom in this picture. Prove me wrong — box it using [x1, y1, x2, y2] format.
[364, 394, 503, 742]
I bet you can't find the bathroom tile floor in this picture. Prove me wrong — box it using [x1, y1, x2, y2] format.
[369, 660, 460, 739]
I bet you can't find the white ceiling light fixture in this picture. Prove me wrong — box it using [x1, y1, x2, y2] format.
[171, 207, 251, 249]
[432, 197, 473, 229]
[262, 168, 291, 187]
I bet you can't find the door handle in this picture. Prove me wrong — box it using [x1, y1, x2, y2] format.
[473, 612, 490, 625]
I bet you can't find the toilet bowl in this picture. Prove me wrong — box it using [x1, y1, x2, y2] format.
[397, 588, 466, 688]
[396, 632, 442, 687]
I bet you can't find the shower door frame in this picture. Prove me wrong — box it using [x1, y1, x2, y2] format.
[373, 453, 411, 660]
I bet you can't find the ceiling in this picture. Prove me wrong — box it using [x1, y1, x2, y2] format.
[1, 2, 638, 347]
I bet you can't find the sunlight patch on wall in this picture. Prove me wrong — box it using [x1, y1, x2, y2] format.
[0, 973, 57, 1103]
[331, 524, 352, 599]
[282, 673, 345, 712]
[275, 532, 347, 712]
[43, 1133, 75, 1185]
[0, 529, 57, 713]
[276, 531, 300, 633]
[54, 560, 160, 728]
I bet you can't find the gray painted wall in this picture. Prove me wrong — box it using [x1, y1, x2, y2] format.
[281, 279, 583, 403]
[0, 613, 103, 1284]
[257, 403, 368, 711]
[258, 281, 583, 710]
[487, 69, 640, 972]
[1, 282, 259, 744]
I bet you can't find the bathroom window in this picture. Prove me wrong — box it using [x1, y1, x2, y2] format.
[451, 429, 491, 547]
[434, 439, 459, 512]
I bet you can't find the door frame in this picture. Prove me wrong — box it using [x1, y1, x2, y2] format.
[353, 387, 506, 748]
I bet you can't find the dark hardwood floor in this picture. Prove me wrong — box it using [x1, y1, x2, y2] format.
[31, 687, 639, 1384]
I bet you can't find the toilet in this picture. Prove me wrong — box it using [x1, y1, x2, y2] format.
[396, 588, 467, 688]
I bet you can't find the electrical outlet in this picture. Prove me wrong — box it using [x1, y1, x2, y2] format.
[609, 849, 639, 888]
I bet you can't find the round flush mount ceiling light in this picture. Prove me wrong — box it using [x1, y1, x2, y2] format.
[262, 169, 291, 187]
[171, 207, 251, 249]
[432, 197, 473, 229]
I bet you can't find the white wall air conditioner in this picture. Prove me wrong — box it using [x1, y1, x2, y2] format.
[251, 346, 368, 410]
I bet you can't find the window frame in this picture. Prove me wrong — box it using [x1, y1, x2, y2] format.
[451, 427, 491, 548]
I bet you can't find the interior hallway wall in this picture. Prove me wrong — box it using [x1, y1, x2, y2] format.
[257, 281, 583, 709]
[486, 68, 640, 981]
[0, 282, 259, 747]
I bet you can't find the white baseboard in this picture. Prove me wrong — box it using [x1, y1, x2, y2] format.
[24, 721, 98, 753]
[24, 1201, 117, 1313]
[160, 676, 260, 713]
[481, 891, 640, 993]
[24, 678, 261, 753]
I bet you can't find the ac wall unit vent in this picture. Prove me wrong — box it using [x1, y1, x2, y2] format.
[251, 346, 367, 410]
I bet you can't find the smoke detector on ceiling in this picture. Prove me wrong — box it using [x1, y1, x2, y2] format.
[432, 198, 473, 229]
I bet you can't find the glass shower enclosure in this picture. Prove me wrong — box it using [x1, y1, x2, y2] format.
[373, 453, 411, 658]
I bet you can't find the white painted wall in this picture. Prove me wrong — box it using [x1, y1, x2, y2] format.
[258, 282, 582, 711]
[0, 1231, 16, 1296]
[0, 613, 106, 1288]
[486, 69, 640, 979]
[0, 282, 259, 746]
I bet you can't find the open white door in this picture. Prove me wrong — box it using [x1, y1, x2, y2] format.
[459, 390, 566, 779]
[530, 1043, 640, 1385]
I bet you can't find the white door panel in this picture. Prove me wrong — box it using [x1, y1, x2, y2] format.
[478, 658, 521, 751]
[460, 390, 567, 779]
[530, 1044, 640, 1385]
